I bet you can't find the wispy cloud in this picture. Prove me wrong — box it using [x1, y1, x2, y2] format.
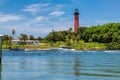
[23, 3, 50, 15]
[49, 11, 65, 16]
[35, 16, 49, 21]
[1, 16, 73, 37]
[22, 3, 65, 16]
[0, 13, 24, 22]
[1, 2, 70, 37]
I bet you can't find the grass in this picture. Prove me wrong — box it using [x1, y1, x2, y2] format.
[72, 41, 106, 50]
[2, 41, 106, 50]
[48, 41, 106, 50]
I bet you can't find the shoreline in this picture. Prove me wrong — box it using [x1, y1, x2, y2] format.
[2, 48, 120, 51]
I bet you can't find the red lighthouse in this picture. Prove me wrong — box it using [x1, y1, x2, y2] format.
[74, 9, 79, 32]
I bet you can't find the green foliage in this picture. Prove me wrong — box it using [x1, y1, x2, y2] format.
[105, 42, 120, 50]
[82, 23, 119, 42]
[29, 35, 35, 40]
[80, 23, 120, 49]
[19, 34, 28, 45]
[72, 42, 106, 50]
[2, 35, 12, 45]
[45, 30, 67, 42]
[2, 23, 120, 50]
[2, 44, 10, 49]
[45, 23, 120, 50]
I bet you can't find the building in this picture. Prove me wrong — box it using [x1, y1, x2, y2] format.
[74, 9, 79, 32]
[12, 40, 39, 45]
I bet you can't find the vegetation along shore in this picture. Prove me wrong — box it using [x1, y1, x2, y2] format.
[2, 23, 120, 50]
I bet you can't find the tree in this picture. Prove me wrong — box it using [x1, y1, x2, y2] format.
[29, 35, 35, 40]
[3, 35, 12, 45]
[65, 28, 73, 47]
[12, 29, 16, 40]
[19, 34, 28, 44]
[92, 34, 98, 42]
[37, 36, 42, 40]
[46, 30, 66, 43]
[44, 23, 120, 49]
[112, 33, 120, 43]
[103, 32, 112, 43]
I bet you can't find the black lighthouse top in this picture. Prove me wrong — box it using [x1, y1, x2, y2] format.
[74, 9, 79, 15]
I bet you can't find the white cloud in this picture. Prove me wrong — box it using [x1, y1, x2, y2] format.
[1, 16, 73, 37]
[22, 3, 65, 16]
[0, 13, 24, 22]
[0, 3, 69, 37]
[49, 11, 65, 16]
[35, 16, 49, 21]
[23, 3, 50, 15]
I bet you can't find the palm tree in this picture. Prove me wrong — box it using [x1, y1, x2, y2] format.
[12, 29, 16, 40]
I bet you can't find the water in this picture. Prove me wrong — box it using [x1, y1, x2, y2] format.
[1, 50, 120, 80]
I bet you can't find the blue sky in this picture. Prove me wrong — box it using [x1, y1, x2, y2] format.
[0, 0, 120, 38]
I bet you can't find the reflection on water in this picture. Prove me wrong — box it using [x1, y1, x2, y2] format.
[73, 57, 80, 80]
[1, 50, 120, 80]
